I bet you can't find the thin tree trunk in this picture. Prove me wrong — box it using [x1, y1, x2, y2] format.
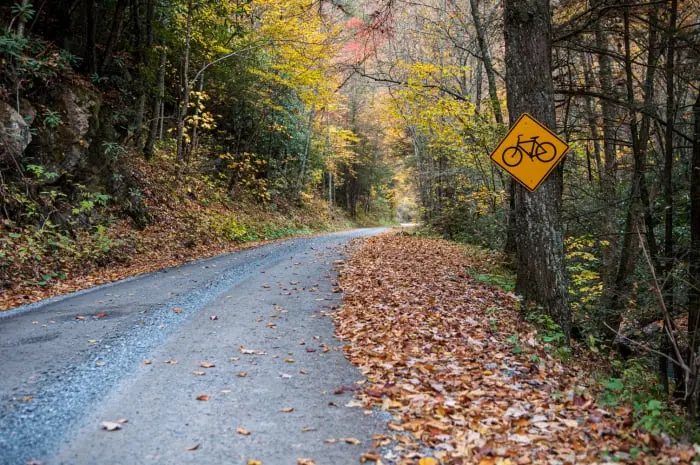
[84, 0, 97, 75]
[16, 0, 29, 37]
[100, 0, 128, 73]
[176, 0, 193, 162]
[190, 68, 206, 157]
[469, 0, 503, 125]
[688, 93, 700, 421]
[145, 47, 166, 160]
[504, 0, 570, 338]
[594, 11, 620, 303]
[297, 105, 315, 193]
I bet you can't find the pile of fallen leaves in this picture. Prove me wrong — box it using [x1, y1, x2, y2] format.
[334, 234, 696, 464]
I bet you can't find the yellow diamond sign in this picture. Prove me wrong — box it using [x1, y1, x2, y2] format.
[490, 113, 569, 192]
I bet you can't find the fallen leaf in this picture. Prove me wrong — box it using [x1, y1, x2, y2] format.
[237, 372, 248, 377]
[173, 308, 183, 314]
[117, 418, 128, 424]
[299, 369, 308, 375]
[302, 426, 316, 432]
[221, 389, 232, 394]
[280, 407, 294, 412]
[200, 361, 215, 368]
[184, 443, 200, 451]
[18, 395, 32, 402]
[230, 357, 240, 361]
[100, 421, 122, 431]
[285, 358, 295, 363]
[339, 437, 361, 445]
[196, 395, 209, 401]
[240, 346, 266, 355]
[324, 438, 337, 443]
[279, 372, 293, 379]
[209, 315, 218, 320]
[164, 360, 177, 364]
[87, 339, 97, 344]
[75, 316, 85, 320]
[237, 427, 251, 436]
[361, 452, 380, 463]
[192, 371, 206, 376]
[94, 313, 107, 319]
[297, 459, 315, 465]
[418, 458, 439, 465]
[95, 362, 105, 367]
[247, 460, 262, 465]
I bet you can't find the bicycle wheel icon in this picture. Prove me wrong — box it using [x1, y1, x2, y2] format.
[502, 146, 523, 167]
[536, 142, 556, 162]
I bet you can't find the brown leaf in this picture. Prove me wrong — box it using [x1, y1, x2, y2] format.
[339, 437, 361, 445]
[192, 371, 206, 376]
[200, 361, 216, 368]
[237, 427, 251, 436]
[247, 460, 262, 465]
[237, 372, 248, 378]
[297, 459, 315, 465]
[184, 443, 200, 451]
[280, 407, 294, 412]
[196, 395, 209, 401]
[173, 308, 183, 314]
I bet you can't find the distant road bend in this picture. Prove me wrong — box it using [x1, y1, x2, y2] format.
[0, 228, 386, 465]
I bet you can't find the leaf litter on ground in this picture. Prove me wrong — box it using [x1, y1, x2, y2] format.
[333, 235, 696, 465]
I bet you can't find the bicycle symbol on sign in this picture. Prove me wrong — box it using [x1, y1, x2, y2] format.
[502, 134, 557, 167]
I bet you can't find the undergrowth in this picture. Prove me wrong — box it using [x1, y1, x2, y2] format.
[0, 150, 355, 309]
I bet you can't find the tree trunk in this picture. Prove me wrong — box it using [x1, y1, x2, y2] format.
[16, 0, 29, 37]
[176, 0, 193, 162]
[594, 11, 620, 306]
[100, 0, 128, 73]
[602, 5, 661, 344]
[189, 68, 206, 157]
[503, 0, 570, 338]
[469, 0, 503, 125]
[83, 0, 97, 75]
[297, 105, 315, 194]
[688, 93, 700, 419]
[144, 47, 166, 160]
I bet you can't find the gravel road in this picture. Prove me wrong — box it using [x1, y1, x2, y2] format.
[0, 229, 386, 465]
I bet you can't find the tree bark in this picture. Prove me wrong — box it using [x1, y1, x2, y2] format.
[100, 0, 128, 73]
[176, 0, 193, 162]
[688, 92, 700, 420]
[144, 47, 166, 160]
[469, 0, 503, 125]
[503, 0, 570, 338]
[83, 0, 97, 75]
[594, 10, 620, 300]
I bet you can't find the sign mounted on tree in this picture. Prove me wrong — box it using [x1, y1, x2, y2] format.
[490, 113, 569, 192]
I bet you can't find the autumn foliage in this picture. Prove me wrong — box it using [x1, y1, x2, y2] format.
[335, 234, 696, 464]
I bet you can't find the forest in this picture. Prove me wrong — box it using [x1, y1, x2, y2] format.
[1, 0, 700, 439]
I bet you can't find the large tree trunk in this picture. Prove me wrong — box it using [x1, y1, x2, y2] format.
[503, 0, 570, 338]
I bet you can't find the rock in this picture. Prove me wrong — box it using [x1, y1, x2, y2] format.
[0, 100, 32, 166]
[51, 86, 100, 171]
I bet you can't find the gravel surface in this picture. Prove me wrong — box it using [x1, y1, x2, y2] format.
[0, 229, 386, 465]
